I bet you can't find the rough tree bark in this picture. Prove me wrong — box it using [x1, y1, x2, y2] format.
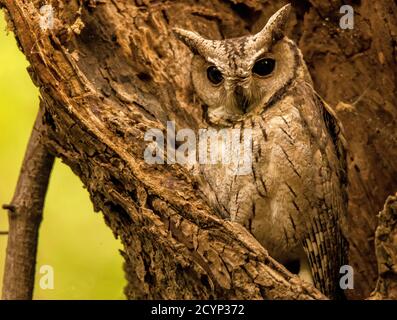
[0, 0, 396, 299]
[369, 194, 397, 300]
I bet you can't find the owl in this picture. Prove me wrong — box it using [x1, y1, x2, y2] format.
[174, 4, 348, 299]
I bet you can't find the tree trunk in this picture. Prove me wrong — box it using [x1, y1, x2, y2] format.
[1, 0, 396, 299]
[2, 104, 55, 300]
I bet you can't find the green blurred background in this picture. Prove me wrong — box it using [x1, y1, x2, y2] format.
[0, 13, 125, 299]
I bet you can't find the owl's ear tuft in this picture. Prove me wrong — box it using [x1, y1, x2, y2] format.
[173, 27, 221, 62]
[172, 28, 204, 55]
[252, 4, 292, 51]
[266, 3, 291, 37]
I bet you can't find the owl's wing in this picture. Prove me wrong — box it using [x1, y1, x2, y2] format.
[300, 85, 349, 299]
[320, 95, 349, 298]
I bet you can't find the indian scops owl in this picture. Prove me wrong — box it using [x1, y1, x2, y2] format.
[174, 4, 348, 299]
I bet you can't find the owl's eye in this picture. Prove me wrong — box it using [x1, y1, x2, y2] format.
[207, 66, 223, 85]
[252, 58, 276, 77]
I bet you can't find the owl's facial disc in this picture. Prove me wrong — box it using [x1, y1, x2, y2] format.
[175, 4, 296, 126]
[204, 58, 276, 114]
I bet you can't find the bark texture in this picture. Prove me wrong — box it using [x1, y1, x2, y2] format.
[1, 0, 396, 299]
[1, 105, 55, 300]
[369, 194, 397, 300]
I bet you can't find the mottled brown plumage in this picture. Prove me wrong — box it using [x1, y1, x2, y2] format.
[174, 4, 348, 299]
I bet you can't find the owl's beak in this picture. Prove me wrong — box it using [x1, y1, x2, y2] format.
[235, 85, 250, 113]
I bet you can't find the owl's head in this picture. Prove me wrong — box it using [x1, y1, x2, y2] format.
[174, 4, 309, 126]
